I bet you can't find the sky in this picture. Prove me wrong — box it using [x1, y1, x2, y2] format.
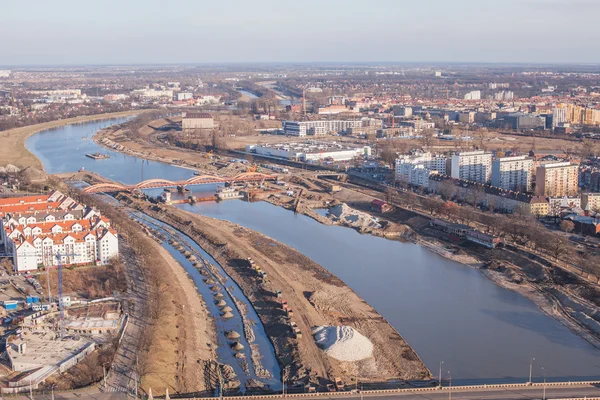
[2, 0, 600, 66]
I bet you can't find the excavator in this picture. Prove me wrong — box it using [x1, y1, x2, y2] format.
[246, 164, 262, 173]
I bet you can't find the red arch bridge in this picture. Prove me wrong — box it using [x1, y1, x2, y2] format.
[82, 172, 278, 193]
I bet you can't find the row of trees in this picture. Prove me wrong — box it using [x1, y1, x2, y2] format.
[384, 186, 600, 276]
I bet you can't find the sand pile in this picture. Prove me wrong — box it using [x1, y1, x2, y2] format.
[327, 204, 381, 231]
[312, 326, 373, 362]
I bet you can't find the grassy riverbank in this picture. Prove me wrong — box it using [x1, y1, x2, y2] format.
[0, 110, 145, 173]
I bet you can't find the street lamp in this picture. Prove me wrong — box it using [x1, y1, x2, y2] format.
[282, 364, 289, 398]
[529, 357, 535, 384]
[542, 366, 547, 400]
[448, 371, 452, 400]
[439, 361, 444, 388]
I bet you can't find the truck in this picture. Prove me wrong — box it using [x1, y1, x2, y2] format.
[335, 378, 345, 391]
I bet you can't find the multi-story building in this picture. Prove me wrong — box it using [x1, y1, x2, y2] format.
[246, 141, 371, 162]
[536, 162, 579, 197]
[498, 113, 546, 130]
[491, 155, 533, 192]
[182, 113, 214, 130]
[0, 192, 118, 273]
[458, 112, 475, 124]
[450, 150, 493, 183]
[582, 193, 600, 213]
[395, 152, 447, 188]
[281, 119, 381, 137]
[464, 91, 481, 100]
[552, 107, 567, 128]
[548, 196, 581, 217]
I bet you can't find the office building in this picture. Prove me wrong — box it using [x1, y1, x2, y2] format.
[499, 113, 546, 130]
[536, 162, 579, 197]
[450, 150, 493, 183]
[491, 156, 533, 192]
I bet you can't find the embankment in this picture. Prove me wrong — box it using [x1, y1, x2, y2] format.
[122, 196, 432, 386]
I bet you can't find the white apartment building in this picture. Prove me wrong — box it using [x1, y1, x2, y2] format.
[395, 152, 447, 188]
[552, 107, 567, 127]
[491, 155, 533, 192]
[464, 91, 481, 100]
[536, 162, 579, 197]
[450, 151, 493, 183]
[281, 118, 381, 137]
[0, 193, 118, 273]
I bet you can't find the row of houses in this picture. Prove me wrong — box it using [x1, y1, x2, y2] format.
[0, 191, 118, 273]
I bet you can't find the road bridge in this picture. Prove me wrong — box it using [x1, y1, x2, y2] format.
[82, 172, 277, 193]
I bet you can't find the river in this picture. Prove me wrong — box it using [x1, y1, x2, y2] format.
[26, 119, 600, 385]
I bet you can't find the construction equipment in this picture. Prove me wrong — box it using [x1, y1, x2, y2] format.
[205, 150, 213, 159]
[246, 164, 262, 173]
[0, 251, 78, 337]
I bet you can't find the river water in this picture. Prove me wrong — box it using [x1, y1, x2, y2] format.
[26, 119, 600, 385]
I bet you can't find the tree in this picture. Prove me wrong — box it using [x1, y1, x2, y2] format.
[420, 128, 435, 148]
[438, 180, 457, 201]
[559, 220, 575, 233]
[379, 147, 398, 168]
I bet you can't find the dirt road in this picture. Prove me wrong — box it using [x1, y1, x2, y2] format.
[131, 200, 431, 387]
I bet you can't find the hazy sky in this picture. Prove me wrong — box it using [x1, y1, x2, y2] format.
[2, 0, 600, 65]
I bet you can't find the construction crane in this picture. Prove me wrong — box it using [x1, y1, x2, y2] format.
[0, 250, 78, 338]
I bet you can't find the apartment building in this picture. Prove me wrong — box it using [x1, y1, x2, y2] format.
[0, 192, 118, 273]
[535, 162, 579, 197]
[281, 118, 381, 137]
[582, 193, 600, 213]
[395, 152, 447, 189]
[450, 150, 493, 183]
[491, 155, 533, 192]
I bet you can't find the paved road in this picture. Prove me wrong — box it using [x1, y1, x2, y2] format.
[15, 382, 599, 400]
[103, 242, 149, 395]
[333, 384, 600, 399]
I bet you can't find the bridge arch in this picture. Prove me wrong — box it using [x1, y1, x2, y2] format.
[185, 175, 223, 185]
[134, 179, 177, 189]
[82, 183, 128, 193]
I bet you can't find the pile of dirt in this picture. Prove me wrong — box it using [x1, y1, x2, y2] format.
[327, 204, 381, 232]
[313, 326, 373, 362]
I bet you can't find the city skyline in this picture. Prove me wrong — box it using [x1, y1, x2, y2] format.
[3, 0, 600, 65]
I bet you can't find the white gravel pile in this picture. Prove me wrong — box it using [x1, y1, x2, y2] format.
[312, 326, 373, 362]
[328, 204, 381, 231]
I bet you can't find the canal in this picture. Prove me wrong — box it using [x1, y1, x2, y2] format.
[26, 119, 600, 384]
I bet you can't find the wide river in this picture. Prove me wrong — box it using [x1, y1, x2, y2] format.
[26, 118, 600, 384]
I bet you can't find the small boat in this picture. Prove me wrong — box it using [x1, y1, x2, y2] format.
[82, 136, 88, 140]
[86, 152, 110, 160]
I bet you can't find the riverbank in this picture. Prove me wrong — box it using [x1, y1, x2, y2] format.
[91, 128, 600, 353]
[122, 195, 432, 387]
[68, 189, 218, 396]
[0, 110, 146, 175]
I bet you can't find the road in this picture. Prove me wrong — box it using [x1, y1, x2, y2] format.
[103, 242, 149, 395]
[11, 382, 600, 400]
